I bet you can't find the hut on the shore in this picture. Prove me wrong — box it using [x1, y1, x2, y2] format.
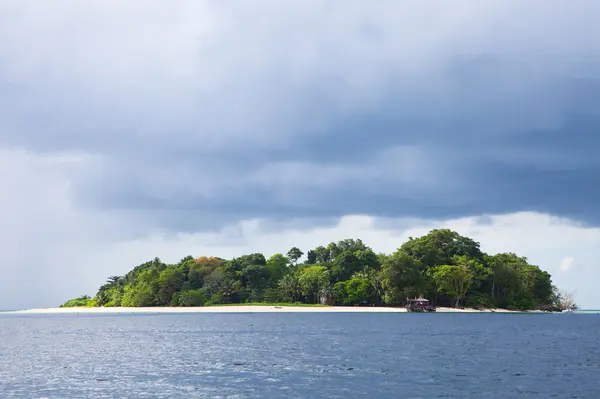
[405, 296, 436, 312]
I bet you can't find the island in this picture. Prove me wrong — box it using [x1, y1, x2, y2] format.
[59, 229, 577, 313]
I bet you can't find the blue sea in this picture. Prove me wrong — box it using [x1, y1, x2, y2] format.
[0, 312, 599, 398]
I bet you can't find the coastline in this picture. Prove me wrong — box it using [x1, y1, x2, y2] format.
[8, 306, 533, 314]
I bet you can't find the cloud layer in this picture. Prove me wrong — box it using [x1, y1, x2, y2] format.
[1, 1, 599, 308]
[2, 1, 600, 228]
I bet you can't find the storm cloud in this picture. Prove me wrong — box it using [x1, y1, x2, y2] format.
[1, 1, 600, 231]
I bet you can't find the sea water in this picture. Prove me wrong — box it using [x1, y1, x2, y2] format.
[0, 312, 599, 398]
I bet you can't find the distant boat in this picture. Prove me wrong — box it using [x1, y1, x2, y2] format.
[405, 297, 436, 312]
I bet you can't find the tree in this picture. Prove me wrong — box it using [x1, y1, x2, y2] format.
[226, 253, 267, 289]
[332, 282, 348, 305]
[432, 265, 473, 307]
[352, 267, 384, 304]
[106, 276, 123, 286]
[308, 238, 371, 265]
[530, 268, 554, 306]
[122, 285, 155, 307]
[330, 238, 368, 257]
[244, 264, 270, 291]
[278, 274, 302, 302]
[203, 268, 227, 296]
[174, 289, 207, 307]
[204, 269, 242, 304]
[484, 253, 525, 307]
[298, 265, 329, 303]
[60, 295, 95, 308]
[286, 247, 304, 266]
[266, 253, 290, 282]
[305, 250, 318, 265]
[307, 246, 332, 264]
[452, 255, 491, 291]
[557, 289, 578, 311]
[483, 253, 555, 310]
[355, 249, 381, 270]
[401, 229, 483, 268]
[157, 267, 184, 305]
[188, 257, 221, 288]
[176, 256, 196, 276]
[330, 251, 363, 282]
[343, 277, 372, 305]
[381, 250, 424, 305]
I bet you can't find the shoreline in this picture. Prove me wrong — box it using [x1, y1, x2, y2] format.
[7, 306, 541, 314]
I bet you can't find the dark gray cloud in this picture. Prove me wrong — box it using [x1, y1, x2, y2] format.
[2, 1, 600, 232]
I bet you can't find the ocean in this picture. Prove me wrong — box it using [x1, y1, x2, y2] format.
[0, 312, 599, 398]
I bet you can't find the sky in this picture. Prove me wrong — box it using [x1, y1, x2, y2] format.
[1, 0, 599, 310]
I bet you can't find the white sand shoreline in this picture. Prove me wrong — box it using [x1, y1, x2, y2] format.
[7, 306, 533, 314]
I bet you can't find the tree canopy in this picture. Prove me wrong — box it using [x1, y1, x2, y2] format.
[62, 229, 565, 311]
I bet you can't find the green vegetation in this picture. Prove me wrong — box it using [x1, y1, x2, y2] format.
[62, 229, 569, 311]
[60, 295, 95, 308]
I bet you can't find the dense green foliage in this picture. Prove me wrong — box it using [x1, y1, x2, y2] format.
[63, 229, 567, 310]
[60, 295, 95, 308]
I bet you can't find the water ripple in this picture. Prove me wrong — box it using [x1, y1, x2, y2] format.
[0, 313, 599, 398]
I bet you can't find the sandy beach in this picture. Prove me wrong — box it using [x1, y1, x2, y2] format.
[8, 306, 522, 314]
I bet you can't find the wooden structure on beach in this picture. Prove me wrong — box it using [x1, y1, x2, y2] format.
[405, 297, 436, 312]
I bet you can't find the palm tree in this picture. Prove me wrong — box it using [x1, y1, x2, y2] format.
[278, 274, 302, 302]
[106, 276, 123, 286]
[352, 267, 383, 304]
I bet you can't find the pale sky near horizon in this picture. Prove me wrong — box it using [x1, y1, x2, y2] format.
[1, 1, 599, 309]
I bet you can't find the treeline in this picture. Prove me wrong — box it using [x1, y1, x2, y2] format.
[62, 229, 568, 310]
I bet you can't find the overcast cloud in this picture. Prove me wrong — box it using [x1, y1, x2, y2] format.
[1, 1, 599, 309]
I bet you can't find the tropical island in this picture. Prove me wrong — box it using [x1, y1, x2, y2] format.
[60, 229, 576, 312]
